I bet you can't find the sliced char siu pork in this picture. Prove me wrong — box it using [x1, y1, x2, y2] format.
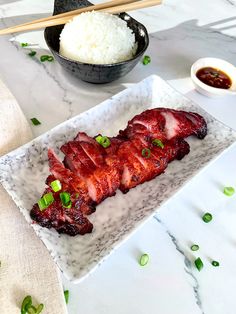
[119, 108, 207, 141]
[118, 136, 190, 193]
[30, 108, 207, 236]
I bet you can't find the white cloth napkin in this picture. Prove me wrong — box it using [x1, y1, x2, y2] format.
[0, 79, 67, 314]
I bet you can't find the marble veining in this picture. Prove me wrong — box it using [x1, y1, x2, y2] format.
[154, 216, 205, 314]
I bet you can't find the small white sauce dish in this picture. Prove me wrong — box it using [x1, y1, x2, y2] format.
[191, 57, 236, 97]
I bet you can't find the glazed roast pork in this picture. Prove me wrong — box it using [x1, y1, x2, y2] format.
[30, 108, 207, 236]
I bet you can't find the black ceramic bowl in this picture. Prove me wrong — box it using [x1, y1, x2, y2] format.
[44, 0, 149, 84]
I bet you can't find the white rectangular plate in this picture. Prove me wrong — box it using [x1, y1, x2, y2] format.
[0, 75, 235, 282]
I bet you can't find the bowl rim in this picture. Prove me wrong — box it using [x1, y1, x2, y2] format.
[44, 12, 149, 67]
[190, 57, 236, 96]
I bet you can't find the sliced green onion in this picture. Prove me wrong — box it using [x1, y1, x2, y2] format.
[191, 244, 199, 251]
[35, 304, 44, 314]
[38, 192, 54, 211]
[212, 260, 220, 267]
[60, 192, 72, 208]
[50, 179, 62, 192]
[95, 135, 111, 148]
[28, 50, 36, 57]
[194, 257, 204, 271]
[21, 42, 28, 47]
[21, 295, 32, 314]
[139, 253, 149, 266]
[43, 192, 54, 205]
[152, 139, 164, 149]
[142, 55, 151, 65]
[30, 117, 41, 126]
[40, 55, 54, 62]
[223, 186, 235, 196]
[64, 290, 69, 304]
[21, 295, 44, 314]
[75, 193, 79, 199]
[141, 148, 151, 158]
[202, 212, 212, 223]
[38, 198, 47, 211]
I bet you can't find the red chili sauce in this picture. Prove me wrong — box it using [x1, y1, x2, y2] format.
[196, 67, 231, 89]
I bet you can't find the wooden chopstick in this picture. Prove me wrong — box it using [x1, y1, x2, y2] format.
[0, 0, 161, 35]
[102, 0, 161, 14]
[4, 0, 138, 30]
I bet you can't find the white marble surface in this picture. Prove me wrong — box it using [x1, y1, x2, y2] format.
[0, 0, 236, 313]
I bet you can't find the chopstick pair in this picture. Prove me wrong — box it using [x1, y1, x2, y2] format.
[0, 0, 162, 35]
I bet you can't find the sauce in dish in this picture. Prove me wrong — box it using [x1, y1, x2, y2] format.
[196, 67, 232, 89]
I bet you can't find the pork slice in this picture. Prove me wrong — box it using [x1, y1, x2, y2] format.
[121, 108, 207, 141]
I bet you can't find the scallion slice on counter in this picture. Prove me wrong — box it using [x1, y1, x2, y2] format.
[30, 118, 41, 126]
[60, 192, 72, 208]
[152, 139, 164, 149]
[21, 295, 32, 314]
[35, 304, 44, 314]
[194, 257, 204, 271]
[40, 55, 54, 62]
[21, 295, 44, 314]
[191, 244, 199, 251]
[95, 135, 111, 148]
[50, 179, 62, 192]
[28, 50, 36, 57]
[139, 253, 149, 266]
[223, 186, 235, 196]
[38, 192, 54, 211]
[142, 55, 151, 65]
[64, 290, 69, 304]
[21, 42, 28, 47]
[202, 212, 212, 223]
[212, 260, 220, 267]
[141, 148, 151, 158]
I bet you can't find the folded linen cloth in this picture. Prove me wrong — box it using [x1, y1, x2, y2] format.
[0, 79, 67, 314]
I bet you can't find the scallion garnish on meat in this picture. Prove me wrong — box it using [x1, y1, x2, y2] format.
[50, 179, 62, 192]
[60, 192, 72, 208]
[194, 257, 204, 271]
[30, 118, 41, 126]
[202, 212, 212, 223]
[152, 139, 164, 149]
[95, 135, 111, 148]
[139, 253, 149, 266]
[141, 148, 151, 158]
[38, 192, 54, 211]
[223, 186, 235, 196]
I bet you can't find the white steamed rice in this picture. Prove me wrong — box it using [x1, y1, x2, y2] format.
[59, 11, 137, 64]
